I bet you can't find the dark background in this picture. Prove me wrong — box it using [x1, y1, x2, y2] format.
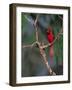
[21, 13, 63, 77]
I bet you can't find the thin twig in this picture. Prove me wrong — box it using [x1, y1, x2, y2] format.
[60, 33, 63, 35]
[41, 28, 63, 48]
[22, 44, 33, 48]
[22, 14, 63, 75]
[34, 15, 39, 25]
[35, 27, 39, 41]
[22, 29, 63, 49]
[22, 41, 38, 48]
[24, 15, 34, 25]
[58, 15, 63, 20]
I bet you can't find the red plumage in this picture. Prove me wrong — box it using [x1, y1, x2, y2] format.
[47, 27, 54, 64]
[47, 27, 54, 43]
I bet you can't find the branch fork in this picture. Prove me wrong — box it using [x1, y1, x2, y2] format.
[22, 15, 63, 75]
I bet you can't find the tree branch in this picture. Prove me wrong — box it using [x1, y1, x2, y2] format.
[22, 28, 63, 50]
[41, 28, 63, 48]
[24, 15, 34, 25]
[38, 43, 56, 75]
[22, 14, 63, 75]
[22, 41, 38, 48]
[58, 15, 63, 20]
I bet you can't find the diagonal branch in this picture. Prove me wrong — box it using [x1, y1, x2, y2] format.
[22, 14, 63, 75]
[39, 43, 56, 75]
[58, 15, 63, 20]
[22, 28, 63, 50]
[41, 28, 63, 49]
[24, 15, 34, 25]
[34, 15, 39, 25]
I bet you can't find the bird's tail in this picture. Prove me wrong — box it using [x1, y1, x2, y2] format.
[49, 45, 54, 65]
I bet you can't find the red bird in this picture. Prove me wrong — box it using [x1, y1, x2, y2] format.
[47, 26, 54, 43]
[47, 26, 54, 64]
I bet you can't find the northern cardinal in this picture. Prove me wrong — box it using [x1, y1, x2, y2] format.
[47, 26, 54, 64]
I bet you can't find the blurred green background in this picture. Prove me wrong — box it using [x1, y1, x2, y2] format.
[21, 13, 63, 77]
